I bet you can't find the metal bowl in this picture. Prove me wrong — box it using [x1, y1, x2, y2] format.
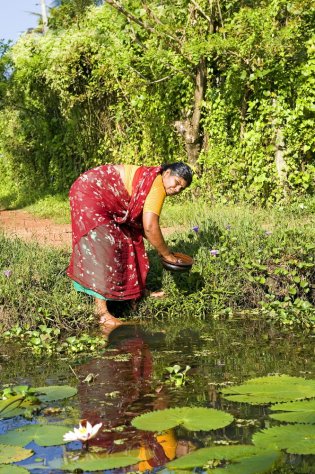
[161, 252, 194, 272]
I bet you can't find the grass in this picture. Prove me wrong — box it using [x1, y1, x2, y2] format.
[1, 193, 315, 356]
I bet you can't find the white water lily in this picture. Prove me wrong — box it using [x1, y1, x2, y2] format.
[63, 419, 102, 443]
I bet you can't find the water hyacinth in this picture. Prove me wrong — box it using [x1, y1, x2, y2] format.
[192, 226, 199, 233]
[3, 269, 12, 278]
[210, 249, 220, 256]
[264, 230, 272, 236]
[63, 419, 102, 443]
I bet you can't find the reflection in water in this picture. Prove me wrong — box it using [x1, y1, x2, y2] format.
[71, 324, 197, 470]
[1, 319, 315, 473]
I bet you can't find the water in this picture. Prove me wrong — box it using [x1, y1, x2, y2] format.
[1, 319, 315, 473]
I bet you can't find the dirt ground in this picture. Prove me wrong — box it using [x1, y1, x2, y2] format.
[0, 210, 72, 248]
[0, 209, 179, 248]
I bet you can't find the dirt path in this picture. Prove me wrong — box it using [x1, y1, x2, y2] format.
[0, 210, 72, 248]
[0, 209, 180, 249]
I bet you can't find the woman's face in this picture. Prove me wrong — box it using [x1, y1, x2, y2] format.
[162, 170, 188, 196]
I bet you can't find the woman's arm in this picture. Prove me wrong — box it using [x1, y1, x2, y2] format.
[142, 212, 178, 263]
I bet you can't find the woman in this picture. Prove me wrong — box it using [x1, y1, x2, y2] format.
[66, 162, 193, 329]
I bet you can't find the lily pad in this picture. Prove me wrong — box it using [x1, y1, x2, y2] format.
[132, 407, 233, 432]
[0, 396, 38, 420]
[211, 450, 281, 473]
[253, 424, 315, 455]
[32, 386, 77, 402]
[269, 399, 315, 424]
[167, 445, 262, 469]
[62, 453, 140, 471]
[0, 444, 33, 463]
[0, 466, 30, 473]
[0, 424, 70, 447]
[221, 375, 315, 405]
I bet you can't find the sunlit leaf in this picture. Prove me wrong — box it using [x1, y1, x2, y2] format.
[270, 399, 315, 424]
[132, 407, 233, 432]
[253, 425, 315, 454]
[62, 453, 140, 471]
[221, 375, 315, 404]
[0, 444, 33, 463]
[0, 465, 30, 473]
[0, 395, 38, 420]
[0, 424, 70, 447]
[211, 450, 281, 473]
[32, 386, 77, 402]
[167, 445, 262, 469]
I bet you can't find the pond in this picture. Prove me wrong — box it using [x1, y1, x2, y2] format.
[0, 318, 315, 473]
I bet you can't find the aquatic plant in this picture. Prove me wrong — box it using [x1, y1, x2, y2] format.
[131, 407, 234, 432]
[269, 399, 315, 424]
[63, 419, 103, 443]
[221, 375, 315, 404]
[166, 445, 282, 473]
[165, 364, 191, 387]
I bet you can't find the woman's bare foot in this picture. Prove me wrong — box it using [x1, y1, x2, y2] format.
[95, 297, 122, 334]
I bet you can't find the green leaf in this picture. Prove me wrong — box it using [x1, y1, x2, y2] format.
[132, 407, 233, 432]
[0, 424, 70, 447]
[212, 450, 281, 473]
[221, 375, 315, 404]
[269, 399, 315, 424]
[62, 453, 140, 471]
[0, 444, 33, 463]
[253, 425, 315, 454]
[167, 445, 262, 469]
[0, 466, 30, 473]
[32, 386, 77, 402]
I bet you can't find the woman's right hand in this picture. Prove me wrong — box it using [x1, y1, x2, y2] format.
[162, 253, 181, 264]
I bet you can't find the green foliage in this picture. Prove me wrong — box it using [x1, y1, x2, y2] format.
[0, 424, 71, 447]
[0, 466, 29, 474]
[165, 364, 191, 387]
[131, 407, 234, 432]
[62, 453, 140, 472]
[167, 445, 265, 469]
[253, 424, 315, 455]
[0, 444, 33, 463]
[221, 375, 315, 404]
[0, 384, 77, 420]
[269, 399, 315, 424]
[0, 1, 314, 205]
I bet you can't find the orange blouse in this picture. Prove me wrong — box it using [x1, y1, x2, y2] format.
[123, 164, 166, 216]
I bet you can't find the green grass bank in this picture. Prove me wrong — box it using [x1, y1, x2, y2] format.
[1, 198, 315, 355]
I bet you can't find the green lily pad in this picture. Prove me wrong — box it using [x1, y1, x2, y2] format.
[212, 450, 281, 473]
[270, 399, 315, 424]
[132, 407, 234, 432]
[0, 396, 38, 420]
[32, 386, 77, 402]
[0, 444, 33, 463]
[221, 375, 315, 405]
[0, 466, 30, 473]
[167, 445, 262, 469]
[0, 424, 70, 447]
[62, 453, 140, 471]
[253, 424, 315, 455]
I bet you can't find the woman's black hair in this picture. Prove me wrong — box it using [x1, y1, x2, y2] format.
[161, 162, 193, 186]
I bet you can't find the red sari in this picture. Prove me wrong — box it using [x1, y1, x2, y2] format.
[66, 164, 162, 300]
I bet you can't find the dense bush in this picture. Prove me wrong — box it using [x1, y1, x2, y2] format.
[0, 1, 314, 206]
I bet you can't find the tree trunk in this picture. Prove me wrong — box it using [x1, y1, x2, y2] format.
[174, 57, 207, 165]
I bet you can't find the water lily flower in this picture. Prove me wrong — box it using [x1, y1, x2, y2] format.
[3, 270, 12, 278]
[192, 226, 199, 233]
[63, 420, 102, 443]
[210, 249, 219, 256]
